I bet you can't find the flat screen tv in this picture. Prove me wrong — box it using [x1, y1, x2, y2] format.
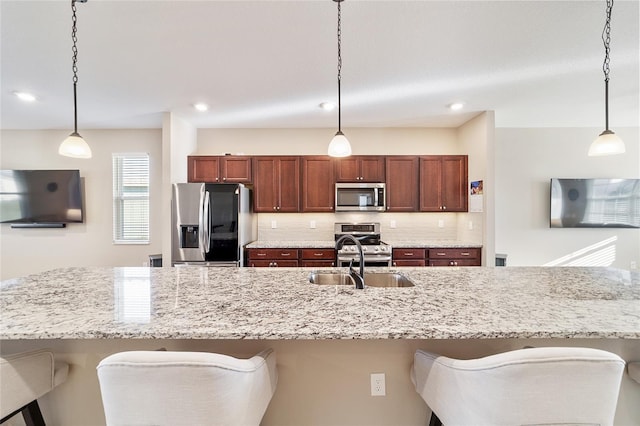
[550, 178, 640, 228]
[0, 169, 84, 227]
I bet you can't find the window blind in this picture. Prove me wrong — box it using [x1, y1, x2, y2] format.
[112, 153, 149, 244]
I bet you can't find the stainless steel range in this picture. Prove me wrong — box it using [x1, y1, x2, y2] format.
[334, 222, 392, 267]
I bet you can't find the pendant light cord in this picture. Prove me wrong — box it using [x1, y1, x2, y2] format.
[71, 0, 79, 134]
[602, 0, 613, 132]
[337, 0, 342, 133]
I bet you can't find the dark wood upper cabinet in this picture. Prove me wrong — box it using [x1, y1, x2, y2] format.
[302, 156, 335, 212]
[335, 156, 385, 182]
[188, 156, 252, 183]
[253, 156, 300, 213]
[385, 156, 419, 212]
[420, 155, 468, 212]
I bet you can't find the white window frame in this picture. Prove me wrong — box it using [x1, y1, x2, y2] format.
[112, 153, 150, 245]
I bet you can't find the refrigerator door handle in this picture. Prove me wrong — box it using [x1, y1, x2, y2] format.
[204, 191, 212, 253]
[198, 188, 206, 260]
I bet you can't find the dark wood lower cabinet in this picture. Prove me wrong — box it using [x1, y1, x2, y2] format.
[392, 247, 481, 267]
[247, 248, 336, 267]
[427, 248, 481, 266]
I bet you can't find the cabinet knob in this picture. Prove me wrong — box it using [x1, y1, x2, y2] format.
[443, 206, 447, 210]
[215, 178, 219, 182]
[273, 206, 277, 210]
[223, 177, 227, 181]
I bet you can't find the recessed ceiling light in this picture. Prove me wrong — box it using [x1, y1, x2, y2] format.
[194, 103, 209, 112]
[319, 102, 336, 111]
[449, 102, 465, 111]
[13, 91, 37, 102]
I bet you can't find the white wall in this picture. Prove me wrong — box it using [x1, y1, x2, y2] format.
[495, 127, 640, 269]
[0, 129, 163, 280]
[197, 127, 461, 155]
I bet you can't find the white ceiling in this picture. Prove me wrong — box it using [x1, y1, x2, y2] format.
[1, 0, 638, 131]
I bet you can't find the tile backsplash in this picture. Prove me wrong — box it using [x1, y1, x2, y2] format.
[256, 212, 482, 244]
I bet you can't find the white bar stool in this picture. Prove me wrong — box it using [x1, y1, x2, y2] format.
[0, 349, 69, 426]
[411, 347, 625, 426]
[97, 348, 277, 426]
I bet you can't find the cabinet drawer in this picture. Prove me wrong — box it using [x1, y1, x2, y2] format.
[393, 248, 425, 260]
[300, 249, 335, 260]
[248, 249, 299, 260]
[427, 248, 480, 259]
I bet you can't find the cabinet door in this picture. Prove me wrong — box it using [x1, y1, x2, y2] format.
[335, 156, 385, 182]
[188, 156, 220, 183]
[393, 260, 426, 267]
[359, 157, 385, 182]
[277, 157, 300, 212]
[419, 156, 443, 211]
[335, 158, 360, 182]
[441, 156, 468, 212]
[221, 157, 252, 183]
[300, 260, 336, 267]
[385, 157, 419, 212]
[253, 157, 278, 212]
[302, 157, 335, 212]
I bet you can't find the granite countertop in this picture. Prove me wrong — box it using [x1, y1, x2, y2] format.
[246, 241, 335, 249]
[387, 241, 482, 248]
[2, 266, 639, 340]
[246, 240, 482, 249]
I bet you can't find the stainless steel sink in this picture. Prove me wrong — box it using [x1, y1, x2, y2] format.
[308, 272, 414, 288]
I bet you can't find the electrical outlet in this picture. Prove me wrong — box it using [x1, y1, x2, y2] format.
[310, 220, 316, 229]
[390, 220, 397, 229]
[468, 221, 473, 230]
[631, 261, 638, 270]
[271, 220, 277, 229]
[370, 373, 385, 396]
[438, 219, 444, 228]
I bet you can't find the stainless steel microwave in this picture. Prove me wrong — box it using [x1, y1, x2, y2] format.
[335, 183, 386, 212]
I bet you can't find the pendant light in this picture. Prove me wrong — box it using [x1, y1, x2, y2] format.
[59, 0, 92, 159]
[327, 0, 352, 158]
[588, 0, 625, 156]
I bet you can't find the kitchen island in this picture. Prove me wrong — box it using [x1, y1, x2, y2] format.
[2, 266, 640, 425]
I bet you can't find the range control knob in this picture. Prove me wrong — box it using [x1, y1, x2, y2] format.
[380, 246, 387, 252]
[362, 246, 368, 252]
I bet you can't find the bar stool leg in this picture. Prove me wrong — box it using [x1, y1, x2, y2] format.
[428, 411, 442, 426]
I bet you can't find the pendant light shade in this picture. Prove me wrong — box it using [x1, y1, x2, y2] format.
[59, 132, 92, 158]
[588, 130, 625, 156]
[588, 0, 624, 157]
[328, 131, 352, 157]
[60, 0, 91, 159]
[328, 0, 351, 158]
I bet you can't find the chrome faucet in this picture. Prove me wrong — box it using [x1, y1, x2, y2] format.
[335, 234, 365, 289]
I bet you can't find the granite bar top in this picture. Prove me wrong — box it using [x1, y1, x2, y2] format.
[246, 240, 482, 249]
[2, 266, 639, 340]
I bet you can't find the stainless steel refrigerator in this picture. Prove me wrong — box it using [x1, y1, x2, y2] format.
[171, 183, 255, 266]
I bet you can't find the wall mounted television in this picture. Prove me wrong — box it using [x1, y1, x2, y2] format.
[550, 178, 640, 228]
[0, 169, 84, 228]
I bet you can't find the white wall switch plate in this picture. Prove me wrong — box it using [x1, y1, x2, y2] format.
[310, 220, 316, 229]
[390, 220, 397, 229]
[271, 220, 277, 229]
[631, 261, 638, 270]
[438, 219, 444, 228]
[468, 221, 473, 230]
[370, 373, 386, 396]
